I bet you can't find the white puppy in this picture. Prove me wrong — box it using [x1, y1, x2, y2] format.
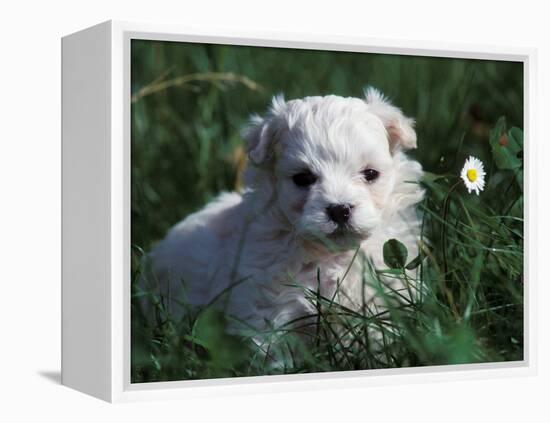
[144, 88, 424, 342]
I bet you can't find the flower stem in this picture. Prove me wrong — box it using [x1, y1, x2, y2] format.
[441, 180, 461, 318]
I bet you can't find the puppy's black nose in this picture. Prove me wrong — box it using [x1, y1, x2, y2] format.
[326, 204, 352, 225]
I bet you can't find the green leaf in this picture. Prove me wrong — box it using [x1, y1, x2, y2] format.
[508, 127, 524, 152]
[405, 251, 426, 270]
[383, 239, 408, 269]
[489, 117, 521, 170]
[515, 169, 523, 192]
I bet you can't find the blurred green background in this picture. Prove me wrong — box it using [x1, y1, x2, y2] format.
[131, 40, 523, 382]
[131, 40, 523, 251]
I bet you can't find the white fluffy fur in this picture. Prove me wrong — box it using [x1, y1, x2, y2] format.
[146, 88, 424, 339]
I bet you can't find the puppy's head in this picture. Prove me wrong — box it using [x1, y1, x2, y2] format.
[243, 88, 420, 250]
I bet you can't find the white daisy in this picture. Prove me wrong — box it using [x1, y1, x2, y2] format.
[461, 156, 486, 195]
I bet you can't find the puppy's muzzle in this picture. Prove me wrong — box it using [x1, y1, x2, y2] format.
[326, 203, 353, 225]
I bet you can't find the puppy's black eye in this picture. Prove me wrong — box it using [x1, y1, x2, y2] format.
[362, 168, 380, 183]
[292, 170, 317, 187]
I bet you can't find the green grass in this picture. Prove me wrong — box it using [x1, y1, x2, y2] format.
[130, 40, 524, 383]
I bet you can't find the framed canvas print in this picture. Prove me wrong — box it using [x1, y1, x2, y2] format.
[61, 21, 536, 402]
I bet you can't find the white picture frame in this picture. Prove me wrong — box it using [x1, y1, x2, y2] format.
[61, 20, 537, 403]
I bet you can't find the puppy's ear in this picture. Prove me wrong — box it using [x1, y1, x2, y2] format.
[242, 95, 288, 165]
[364, 87, 417, 152]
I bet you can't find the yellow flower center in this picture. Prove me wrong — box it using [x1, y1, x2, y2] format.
[467, 169, 477, 182]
